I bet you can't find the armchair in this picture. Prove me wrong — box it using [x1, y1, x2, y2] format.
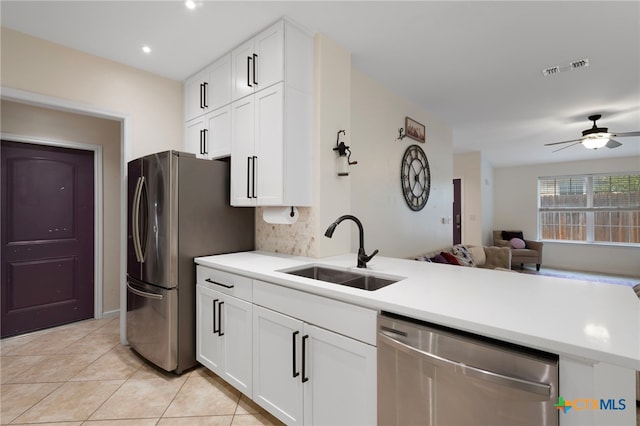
[493, 230, 543, 271]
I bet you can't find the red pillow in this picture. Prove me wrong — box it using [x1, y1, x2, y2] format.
[440, 252, 460, 265]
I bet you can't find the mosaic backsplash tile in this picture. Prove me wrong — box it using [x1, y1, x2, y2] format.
[255, 207, 317, 257]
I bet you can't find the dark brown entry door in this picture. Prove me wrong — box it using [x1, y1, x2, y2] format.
[1, 141, 94, 337]
[453, 178, 462, 245]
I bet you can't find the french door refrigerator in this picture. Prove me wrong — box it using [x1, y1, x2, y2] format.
[127, 151, 254, 374]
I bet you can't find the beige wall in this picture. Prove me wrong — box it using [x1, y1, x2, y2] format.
[453, 151, 494, 246]
[1, 27, 184, 315]
[1, 27, 183, 160]
[1, 100, 122, 312]
[257, 34, 455, 260]
[350, 70, 453, 258]
[494, 156, 640, 276]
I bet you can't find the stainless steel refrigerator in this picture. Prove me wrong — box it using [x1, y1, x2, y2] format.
[126, 151, 254, 374]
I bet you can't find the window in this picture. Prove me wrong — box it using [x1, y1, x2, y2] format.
[538, 173, 640, 245]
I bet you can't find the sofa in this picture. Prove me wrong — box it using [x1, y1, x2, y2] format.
[493, 230, 543, 271]
[414, 244, 512, 270]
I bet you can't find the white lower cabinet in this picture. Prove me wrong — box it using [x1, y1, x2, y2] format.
[196, 284, 252, 396]
[196, 267, 377, 425]
[252, 305, 377, 426]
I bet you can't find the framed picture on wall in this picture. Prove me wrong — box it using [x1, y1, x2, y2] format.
[405, 117, 425, 143]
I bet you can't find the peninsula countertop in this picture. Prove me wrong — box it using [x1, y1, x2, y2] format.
[195, 251, 640, 370]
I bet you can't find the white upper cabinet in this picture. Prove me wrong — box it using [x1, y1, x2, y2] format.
[231, 21, 284, 101]
[184, 105, 231, 160]
[183, 19, 312, 206]
[184, 54, 232, 123]
[231, 84, 288, 206]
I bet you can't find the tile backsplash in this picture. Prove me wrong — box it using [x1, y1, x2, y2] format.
[255, 207, 317, 257]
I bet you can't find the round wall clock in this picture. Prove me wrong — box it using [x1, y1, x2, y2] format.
[401, 144, 431, 211]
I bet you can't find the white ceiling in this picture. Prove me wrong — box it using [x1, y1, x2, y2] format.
[2, 1, 639, 167]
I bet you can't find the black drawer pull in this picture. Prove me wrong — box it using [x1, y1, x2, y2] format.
[217, 301, 224, 336]
[212, 299, 219, 334]
[302, 334, 309, 383]
[205, 278, 234, 289]
[292, 330, 300, 378]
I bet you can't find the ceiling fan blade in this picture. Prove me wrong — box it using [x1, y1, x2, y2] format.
[553, 141, 582, 153]
[605, 139, 622, 149]
[609, 131, 640, 138]
[544, 138, 583, 146]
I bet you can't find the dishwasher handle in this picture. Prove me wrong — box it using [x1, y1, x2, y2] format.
[378, 332, 551, 397]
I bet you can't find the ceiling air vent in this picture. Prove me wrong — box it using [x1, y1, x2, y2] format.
[570, 58, 589, 70]
[542, 58, 589, 77]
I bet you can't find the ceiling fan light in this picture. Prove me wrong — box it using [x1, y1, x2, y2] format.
[582, 137, 609, 149]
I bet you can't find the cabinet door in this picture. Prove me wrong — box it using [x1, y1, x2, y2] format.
[206, 54, 232, 111]
[196, 285, 223, 373]
[219, 292, 253, 396]
[230, 96, 255, 206]
[185, 116, 207, 159]
[231, 39, 255, 101]
[184, 69, 208, 121]
[206, 105, 231, 159]
[303, 323, 377, 426]
[253, 305, 303, 426]
[253, 21, 284, 91]
[254, 83, 284, 205]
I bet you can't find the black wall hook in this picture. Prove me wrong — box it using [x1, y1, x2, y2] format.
[397, 128, 406, 140]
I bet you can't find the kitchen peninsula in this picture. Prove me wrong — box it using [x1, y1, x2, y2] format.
[196, 251, 639, 426]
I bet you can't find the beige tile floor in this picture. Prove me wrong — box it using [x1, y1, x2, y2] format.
[0, 317, 283, 425]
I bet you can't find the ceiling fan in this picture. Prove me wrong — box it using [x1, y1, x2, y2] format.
[545, 114, 640, 152]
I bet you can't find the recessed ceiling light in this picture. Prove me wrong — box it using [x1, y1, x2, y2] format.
[142, 45, 151, 54]
[185, 0, 196, 9]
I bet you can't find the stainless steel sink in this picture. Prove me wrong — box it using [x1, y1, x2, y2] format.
[282, 265, 401, 291]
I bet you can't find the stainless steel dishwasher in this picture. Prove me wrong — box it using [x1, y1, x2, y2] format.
[378, 313, 558, 426]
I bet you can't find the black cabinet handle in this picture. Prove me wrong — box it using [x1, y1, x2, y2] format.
[292, 331, 300, 378]
[212, 299, 219, 334]
[199, 129, 205, 155]
[252, 156, 257, 198]
[202, 129, 208, 155]
[202, 82, 208, 108]
[205, 278, 234, 289]
[217, 301, 224, 336]
[253, 53, 258, 86]
[246, 157, 251, 198]
[247, 56, 252, 88]
[302, 334, 309, 383]
[199, 83, 205, 109]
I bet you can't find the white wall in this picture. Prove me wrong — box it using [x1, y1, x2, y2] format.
[494, 156, 640, 276]
[350, 70, 453, 259]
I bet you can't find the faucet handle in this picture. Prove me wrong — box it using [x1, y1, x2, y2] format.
[359, 249, 379, 267]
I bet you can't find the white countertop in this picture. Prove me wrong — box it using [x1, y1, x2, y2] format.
[195, 251, 640, 370]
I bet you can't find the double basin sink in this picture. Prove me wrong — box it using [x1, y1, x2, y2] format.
[281, 264, 403, 291]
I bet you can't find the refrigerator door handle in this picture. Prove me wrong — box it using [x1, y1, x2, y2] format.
[132, 176, 145, 262]
[127, 282, 164, 300]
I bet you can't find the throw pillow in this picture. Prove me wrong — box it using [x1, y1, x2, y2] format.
[467, 245, 486, 266]
[430, 254, 448, 264]
[510, 238, 526, 249]
[440, 252, 460, 265]
[452, 244, 475, 267]
[502, 230, 524, 241]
